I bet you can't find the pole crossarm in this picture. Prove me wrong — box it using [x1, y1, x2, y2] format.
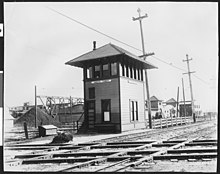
[132, 14, 148, 21]
[183, 58, 192, 62]
[183, 71, 196, 75]
[139, 52, 155, 58]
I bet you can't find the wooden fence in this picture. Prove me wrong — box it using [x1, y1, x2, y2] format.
[150, 116, 191, 129]
[150, 114, 217, 129]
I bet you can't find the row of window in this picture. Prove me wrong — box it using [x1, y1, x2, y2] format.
[120, 64, 143, 81]
[87, 62, 118, 79]
[86, 62, 144, 81]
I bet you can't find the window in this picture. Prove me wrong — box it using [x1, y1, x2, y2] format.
[102, 99, 111, 122]
[130, 66, 133, 78]
[94, 65, 101, 78]
[126, 65, 129, 77]
[111, 62, 117, 76]
[120, 63, 125, 76]
[134, 67, 137, 79]
[89, 87, 95, 99]
[130, 100, 138, 121]
[137, 68, 140, 80]
[102, 64, 110, 78]
[87, 66, 93, 79]
[140, 69, 143, 81]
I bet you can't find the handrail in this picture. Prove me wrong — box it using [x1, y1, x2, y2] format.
[77, 112, 84, 122]
[76, 112, 84, 131]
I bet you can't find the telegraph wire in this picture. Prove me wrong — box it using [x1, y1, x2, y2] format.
[46, 6, 140, 52]
[151, 55, 187, 72]
[192, 74, 210, 85]
[46, 6, 187, 72]
[46, 6, 211, 86]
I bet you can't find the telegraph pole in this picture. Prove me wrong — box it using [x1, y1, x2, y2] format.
[176, 87, 179, 118]
[133, 8, 153, 128]
[183, 54, 196, 122]
[35, 85, 37, 128]
[182, 78, 187, 117]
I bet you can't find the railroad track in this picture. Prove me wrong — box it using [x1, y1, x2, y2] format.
[91, 119, 215, 143]
[4, 120, 217, 172]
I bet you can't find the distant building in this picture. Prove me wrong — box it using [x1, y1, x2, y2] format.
[165, 98, 177, 107]
[179, 101, 202, 117]
[162, 98, 177, 118]
[66, 42, 157, 133]
[146, 96, 163, 118]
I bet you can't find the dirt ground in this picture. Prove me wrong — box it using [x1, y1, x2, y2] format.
[4, 118, 218, 172]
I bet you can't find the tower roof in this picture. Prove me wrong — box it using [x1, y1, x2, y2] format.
[65, 43, 157, 69]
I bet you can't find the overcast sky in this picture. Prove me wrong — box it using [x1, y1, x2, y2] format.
[4, 2, 218, 112]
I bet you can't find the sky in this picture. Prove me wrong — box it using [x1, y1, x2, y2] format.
[4, 2, 218, 112]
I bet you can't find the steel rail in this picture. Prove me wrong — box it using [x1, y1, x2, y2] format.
[4, 120, 217, 172]
[91, 120, 214, 143]
[112, 134, 217, 172]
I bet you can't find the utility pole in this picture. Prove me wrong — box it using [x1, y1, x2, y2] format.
[35, 85, 37, 128]
[183, 54, 196, 122]
[133, 8, 153, 128]
[182, 78, 187, 117]
[176, 87, 179, 118]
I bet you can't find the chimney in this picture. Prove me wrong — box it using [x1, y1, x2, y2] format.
[93, 41, 96, 50]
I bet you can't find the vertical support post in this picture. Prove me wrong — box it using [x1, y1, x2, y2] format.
[176, 115, 177, 126]
[160, 118, 162, 129]
[183, 55, 196, 122]
[76, 121, 79, 131]
[24, 122, 29, 139]
[182, 78, 187, 125]
[35, 85, 37, 128]
[171, 115, 173, 127]
[70, 96, 73, 130]
[152, 118, 154, 129]
[166, 117, 168, 128]
[176, 87, 179, 118]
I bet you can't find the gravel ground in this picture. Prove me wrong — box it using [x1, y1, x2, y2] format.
[4, 119, 217, 172]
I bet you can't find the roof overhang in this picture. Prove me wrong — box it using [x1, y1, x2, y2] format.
[66, 53, 157, 69]
[65, 43, 157, 69]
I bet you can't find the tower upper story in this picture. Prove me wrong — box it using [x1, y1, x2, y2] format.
[65, 42, 157, 82]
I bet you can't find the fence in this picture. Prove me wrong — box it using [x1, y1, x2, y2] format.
[150, 114, 217, 129]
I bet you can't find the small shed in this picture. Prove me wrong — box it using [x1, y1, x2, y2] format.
[38, 125, 57, 137]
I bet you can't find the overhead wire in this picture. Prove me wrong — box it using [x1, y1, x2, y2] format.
[46, 6, 211, 86]
[46, 6, 140, 52]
